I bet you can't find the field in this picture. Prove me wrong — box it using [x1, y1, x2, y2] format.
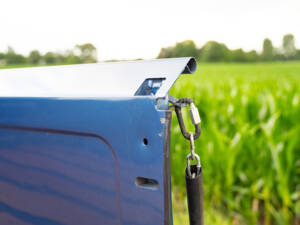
[169, 62, 300, 225]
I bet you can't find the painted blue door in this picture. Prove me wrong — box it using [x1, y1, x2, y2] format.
[0, 98, 170, 225]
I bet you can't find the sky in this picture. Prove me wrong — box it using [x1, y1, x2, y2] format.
[0, 0, 300, 61]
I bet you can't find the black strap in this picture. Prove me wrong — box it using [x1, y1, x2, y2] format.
[185, 165, 204, 225]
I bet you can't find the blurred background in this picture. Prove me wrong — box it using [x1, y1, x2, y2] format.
[0, 0, 299, 224]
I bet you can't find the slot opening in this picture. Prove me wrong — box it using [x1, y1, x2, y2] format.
[136, 177, 159, 190]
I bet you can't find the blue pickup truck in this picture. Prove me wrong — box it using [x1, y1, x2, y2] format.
[0, 58, 197, 225]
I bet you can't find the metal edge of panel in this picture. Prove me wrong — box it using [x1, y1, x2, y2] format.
[0, 57, 197, 98]
[164, 111, 173, 225]
[181, 57, 197, 74]
[155, 57, 197, 98]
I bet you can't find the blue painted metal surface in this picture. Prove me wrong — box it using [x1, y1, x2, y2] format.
[0, 97, 168, 225]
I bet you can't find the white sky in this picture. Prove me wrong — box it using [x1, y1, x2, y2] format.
[0, 0, 299, 60]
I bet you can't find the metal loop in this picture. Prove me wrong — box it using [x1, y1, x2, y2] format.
[186, 153, 201, 177]
[174, 98, 201, 140]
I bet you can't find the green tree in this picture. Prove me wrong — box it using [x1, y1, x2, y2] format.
[28, 50, 41, 64]
[282, 34, 296, 60]
[0, 53, 5, 66]
[5, 46, 26, 65]
[173, 40, 199, 58]
[43, 52, 57, 64]
[274, 51, 285, 61]
[231, 49, 246, 62]
[200, 41, 230, 62]
[261, 38, 274, 61]
[75, 43, 97, 63]
[157, 40, 199, 59]
[295, 50, 300, 60]
[245, 50, 259, 62]
[55, 52, 68, 64]
[65, 50, 82, 64]
[157, 47, 174, 58]
[44, 51, 69, 65]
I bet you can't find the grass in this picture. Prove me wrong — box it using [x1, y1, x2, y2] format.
[170, 62, 300, 225]
[0, 64, 39, 69]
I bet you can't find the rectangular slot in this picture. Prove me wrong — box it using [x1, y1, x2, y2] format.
[136, 177, 159, 190]
[134, 78, 166, 96]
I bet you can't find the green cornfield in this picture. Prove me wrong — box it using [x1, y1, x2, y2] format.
[170, 62, 300, 225]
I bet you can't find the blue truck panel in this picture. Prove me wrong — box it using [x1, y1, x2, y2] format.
[0, 98, 169, 225]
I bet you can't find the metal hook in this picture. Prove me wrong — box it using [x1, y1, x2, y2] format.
[173, 98, 201, 140]
[186, 153, 201, 177]
[189, 132, 195, 160]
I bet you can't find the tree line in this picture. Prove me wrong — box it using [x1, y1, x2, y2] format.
[1, 34, 299, 65]
[0, 43, 97, 66]
[157, 34, 300, 62]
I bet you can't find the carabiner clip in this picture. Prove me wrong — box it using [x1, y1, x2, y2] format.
[174, 98, 201, 140]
